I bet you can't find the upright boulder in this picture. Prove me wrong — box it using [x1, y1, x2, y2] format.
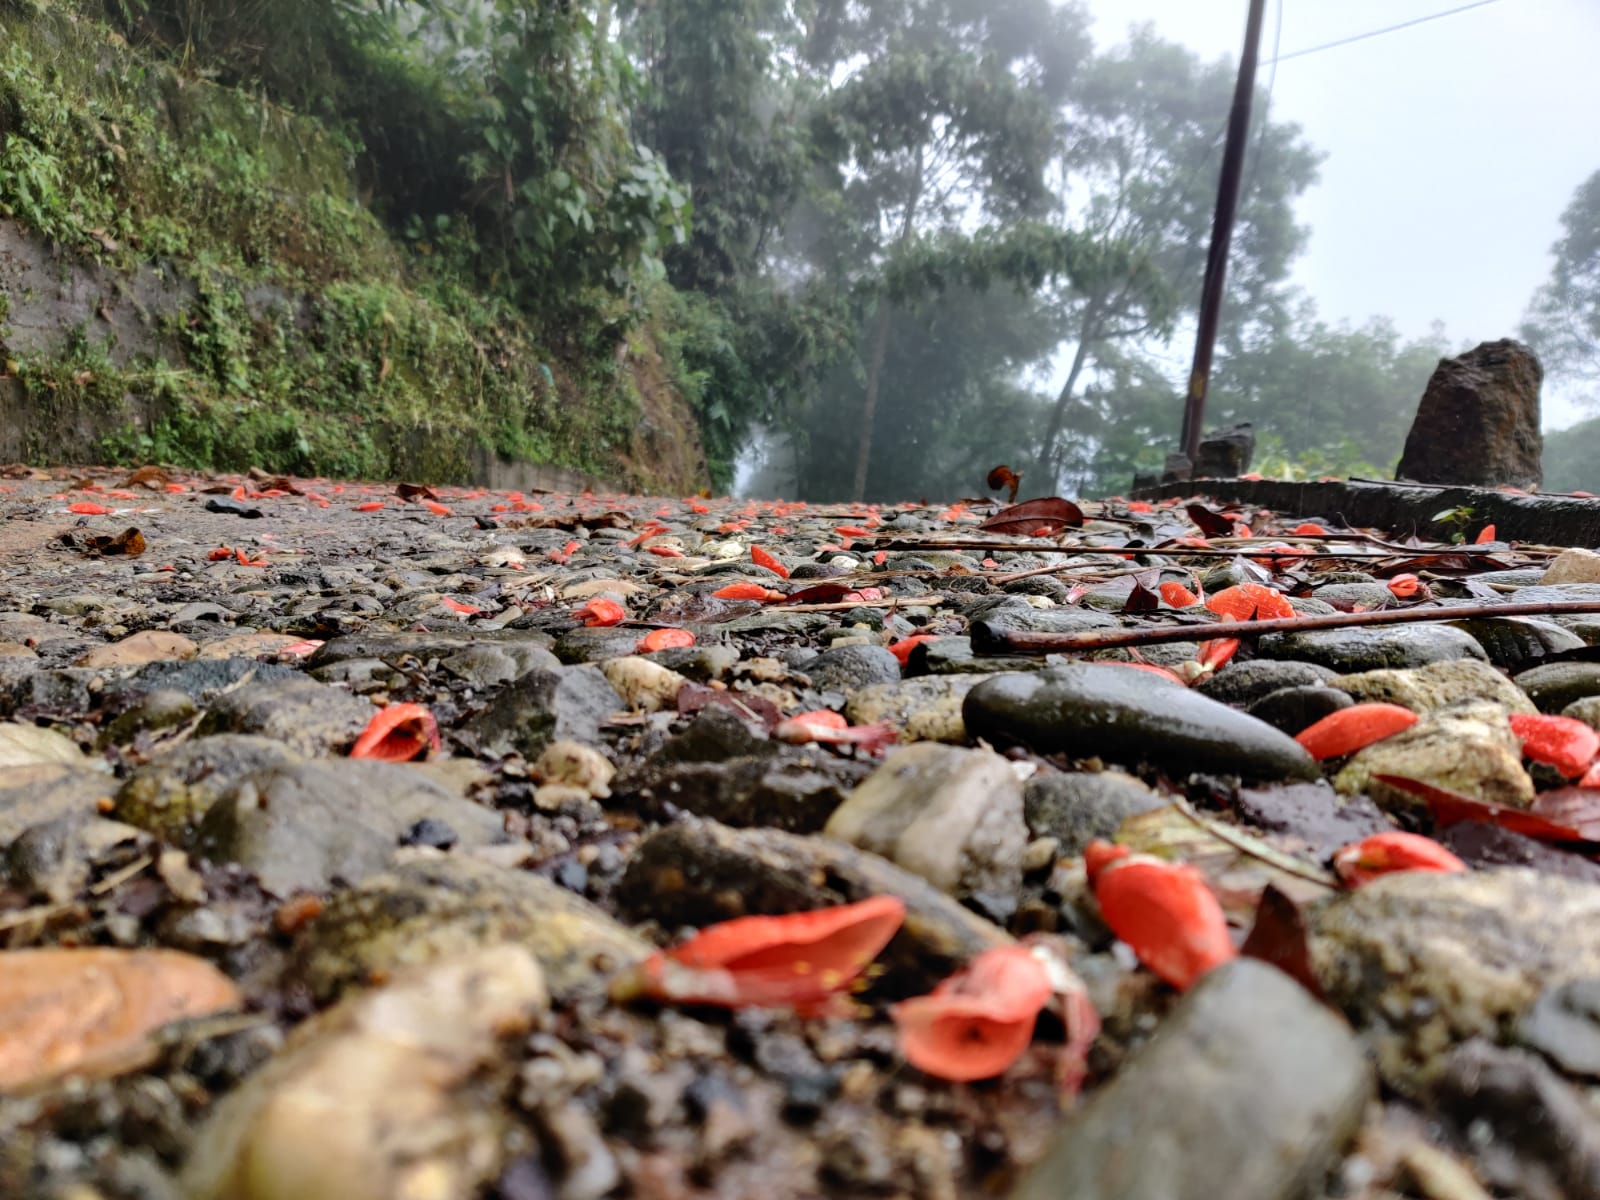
[1397, 339, 1542, 488]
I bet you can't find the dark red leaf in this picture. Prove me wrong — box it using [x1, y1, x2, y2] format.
[1374, 774, 1587, 841]
[1185, 503, 1236, 537]
[780, 583, 858, 605]
[978, 498, 1084, 537]
[1239, 885, 1323, 1000]
[1121, 580, 1160, 613]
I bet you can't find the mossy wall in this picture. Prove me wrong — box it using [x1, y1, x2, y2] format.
[0, 2, 709, 490]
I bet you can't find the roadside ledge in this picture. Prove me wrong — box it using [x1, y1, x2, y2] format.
[1130, 478, 1600, 546]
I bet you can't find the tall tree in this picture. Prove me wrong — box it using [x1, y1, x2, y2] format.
[1031, 29, 1321, 492]
[789, 0, 1090, 500]
[1522, 168, 1600, 409]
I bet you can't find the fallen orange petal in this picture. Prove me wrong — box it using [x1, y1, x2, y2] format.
[887, 634, 936, 666]
[1158, 581, 1201, 608]
[1509, 711, 1600, 778]
[0, 948, 241, 1091]
[892, 945, 1055, 1082]
[638, 628, 695, 653]
[349, 702, 440, 762]
[1474, 524, 1497, 544]
[713, 582, 786, 602]
[617, 895, 906, 1011]
[68, 502, 114, 515]
[1386, 573, 1423, 598]
[1086, 841, 1235, 991]
[1332, 831, 1468, 887]
[575, 598, 627, 627]
[1295, 703, 1418, 760]
[422, 500, 453, 517]
[751, 545, 790, 577]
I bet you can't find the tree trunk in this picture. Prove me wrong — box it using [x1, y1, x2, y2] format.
[1034, 300, 1101, 491]
[851, 145, 926, 503]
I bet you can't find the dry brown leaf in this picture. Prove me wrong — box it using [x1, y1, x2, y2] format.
[0, 947, 241, 1091]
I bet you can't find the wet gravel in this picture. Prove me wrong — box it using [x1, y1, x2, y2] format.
[3, 465, 1600, 1199]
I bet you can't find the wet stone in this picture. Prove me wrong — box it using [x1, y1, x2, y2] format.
[189, 759, 505, 896]
[195, 677, 375, 757]
[1440, 820, 1600, 882]
[464, 665, 623, 758]
[550, 626, 649, 664]
[105, 657, 301, 702]
[1013, 959, 1373, 1200]
[1312, 868, 1600, 1088]
[183, 946, 548, 1200]
[100, 688, 200, 745]
[0, 765, 117, 843]
[643, 643, 740, 681]
[1446, 617, 1584, 673]
[1023, 770, 1166, 856]
[1333, 657, 1536, 715]
[308, 629, 554, 670]
[964, 664, 1319, 782]
[1334, 700, 1534, 812]
[440, 643, 559, 689]
[1518, 978, 1600, 1077]
[1513, 661, 1600, 713]
[824, 744, 1027, 908]
[1230, 782, 1391, 859]
[844, 675, 985, 743]
[803, 644, 901, 693]
[1257, 625, 1487, 671]
[1196, 659, 1338, 707]
[1310, 582, 1396, 609]
[1246, 684, 1353, 735]
[613, 753, 872, 832]
[615, 818, 1011, 994]
[115, 735, 302, 842]
[291, 856, 650, 1005]
[651, 706, 776, 764]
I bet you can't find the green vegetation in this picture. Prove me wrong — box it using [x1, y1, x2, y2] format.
[3, 1, 1582, 496]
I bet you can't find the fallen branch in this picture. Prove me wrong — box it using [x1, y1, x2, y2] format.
[975, 599, 1600, 654]
[877, 538, 1523, 561]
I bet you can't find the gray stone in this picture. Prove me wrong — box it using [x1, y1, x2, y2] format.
[614, 753, 871, 832]
[1194, 421, 1254, 478]
[1012, 960, 1372, 1200]
[551, 627, 649, 664]
[1514, 661, 1600, 713]
[1312, 868, 1600, 1087]
[845, 675, 985, 744]
[1333, 700, 1533, 813]
[1447, 617, 1585, 673]
[803, 644, 901, 693]
[1519, 978, 1600, 1077]
[1246, 684, 1353, 736]
[1195, 660, 1338, 708]
[1258, 625, 1487, 671]
[1396, 338, 1543, 488]
[291, 856, 649, 1005]
[1310, 582, 1396, 609]
[464, 665, 622, 758]
[824, 744, 1027, 908]
[108, 657, 301, 700]
[964, 665, 1319, 781]
[1023, 771, 1166, 855]
[1333, 656, 1536, 714]
[1433, 1041, 1600, 1198]
[197, 676, 376, 756]
[0, 764, 117, 843]
[190, 760, 504, 896]
[115, 735, 302, 842]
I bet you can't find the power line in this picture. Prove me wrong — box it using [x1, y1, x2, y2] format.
[1268, 0, 1506, 65]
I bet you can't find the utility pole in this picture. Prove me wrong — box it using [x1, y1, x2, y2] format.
[1178, 0, 1268, 469]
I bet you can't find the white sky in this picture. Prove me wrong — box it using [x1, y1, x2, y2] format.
[1082, 0, 1600, 428]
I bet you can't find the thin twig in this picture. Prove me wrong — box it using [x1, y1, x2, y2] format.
[977, 599, 1600, 654]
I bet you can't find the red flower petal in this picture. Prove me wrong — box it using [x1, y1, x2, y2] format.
[751, 545, 790, 578]
[1158, 581, 1201, 608]
[1086, 841, 1235, 991]
[712, 582, 786, 602]
[1294, 703, 1418, 760]
[1331, 831, 1467, 887]
[349, 702, 440, 762]
[1386, 573, 1422, 598]
[575, 598, 627, 627]
[892, 945, 1055, 1081]
[1508, 712, 1600, 778]
[638, 628, 695, 653]
[1474, 524, 1497, 544]
[887, 635, 936, 666]
[618, 895, 906, 1011]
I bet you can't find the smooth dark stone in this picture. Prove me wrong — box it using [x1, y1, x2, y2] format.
[963, 665, 1319, 781]
[1012, 960, 1372, 1200]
